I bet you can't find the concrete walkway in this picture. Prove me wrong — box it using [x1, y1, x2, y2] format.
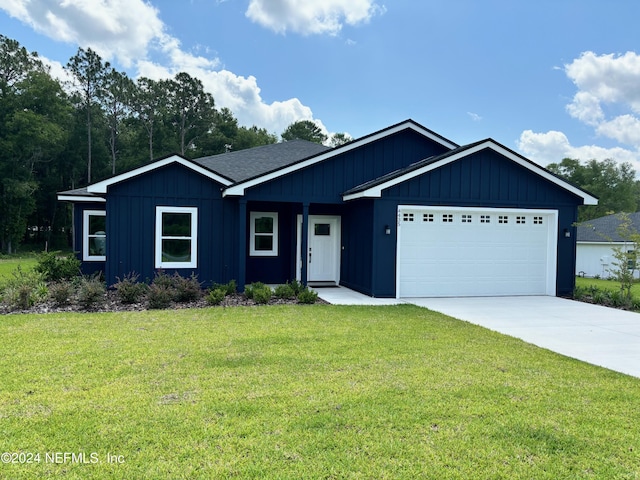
[314, 287, 640, 378]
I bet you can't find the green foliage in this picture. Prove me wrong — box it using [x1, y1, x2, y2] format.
[48, 280, 75, 306]
[34, 251, 81, 281]
[243, 281, 265, 300]
[244, 282, 272, 304]
[114, 272, 148, 304]
[297, 287, 319, 304]
[147, 284, 174, 310]
[281, 120, 327, 144]
[274, 282, 295, 299]
[0, 265, 47, 310]
[211, 279, 237, 296]
[76, 275, 105, 310]
[172, 273, 202, 303]
[547, 158, 637, 221]
[206, 287, 226, 306]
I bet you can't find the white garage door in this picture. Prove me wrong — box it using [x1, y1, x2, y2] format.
[397, 206, 557, 297]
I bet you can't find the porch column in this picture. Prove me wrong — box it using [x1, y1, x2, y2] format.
[238, 199, 247, 291]
[301, 202, 310, 285]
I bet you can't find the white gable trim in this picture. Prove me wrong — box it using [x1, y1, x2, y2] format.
[57, 194, 105, 203]
[343, 140, 599, 205]
[222, 121, 458, 197]
[87, 155, 232, 194]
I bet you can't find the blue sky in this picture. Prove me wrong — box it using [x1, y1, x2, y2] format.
[2, 0, 640, 170]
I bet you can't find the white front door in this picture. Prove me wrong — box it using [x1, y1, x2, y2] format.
[306, 216, 341, 283]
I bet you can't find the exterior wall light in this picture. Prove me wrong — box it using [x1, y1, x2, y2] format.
[385, 225, 391, 235]
[564, 228, 571, 238]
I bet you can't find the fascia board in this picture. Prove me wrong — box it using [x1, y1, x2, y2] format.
[343, 141, 600, 205]
[87, 156, 232, 194]
[57, 194, 105, 203]
[223, 121, 458, 197]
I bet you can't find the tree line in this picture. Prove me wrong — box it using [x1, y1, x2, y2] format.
[0, 35, 350, 254]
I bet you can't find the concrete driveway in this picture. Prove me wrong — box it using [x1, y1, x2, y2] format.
[407, 296, 640, 379]
[313, 287, 640, 378]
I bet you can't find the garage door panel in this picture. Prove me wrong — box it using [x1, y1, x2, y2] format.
[397, 207, 556, 297]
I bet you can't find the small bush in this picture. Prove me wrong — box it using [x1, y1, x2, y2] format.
[288, 279, 304, 296]
[49, 280, 75, 306]
[244, 282, 266, 300]
[35, 251, 81, 282]
[77, 276, 106, 310]
[147, 284, 174, 309]
[252, 285, 272, 304]
[173, 273, 202, 303]
[297, 287, 318, 304]
[1, 266, 47, 310]
[274, 283, 295, 299]
[114, 273, 148, 304]
[206, 287, 227, 306]
[224, 279, 237, 296]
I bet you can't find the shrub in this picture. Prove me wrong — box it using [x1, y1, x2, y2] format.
[77, 276, 106, 310]
[173, 273, 202, 303]
[147, 284, 174, 309]
[252, 284, 272, 305]
[288, 279, 304, 296]
[1, 266, 47, 310]
[49, 280, 75, 306]
[297, 287, 318, 304]
[206, 287, 227, 306]
[244, 282, 266, 300]
[274, 283, 295, 299]
[114, 273, 148, 304]
[223, 279, 237, 296]
[34, 251, 81, 281]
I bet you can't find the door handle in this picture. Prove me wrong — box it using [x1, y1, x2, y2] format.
[308, 247, 312, 263]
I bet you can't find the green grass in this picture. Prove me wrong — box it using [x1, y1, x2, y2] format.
[1, 305, 639, 479]
[576, 275, 640, 296]
[0, 255, 38, 281]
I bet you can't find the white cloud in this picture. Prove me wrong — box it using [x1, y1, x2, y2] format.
[245, 0, 385, 35]
[518, 51, 640, 172]
[0, 0, 327, 136]
[467, 112, 482, 122]
[517, 130, 640, 171]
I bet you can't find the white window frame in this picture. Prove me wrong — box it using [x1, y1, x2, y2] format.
[83, 210, 106, 261]
[250, 212, 278, 257]
[155, 206, 198, 269]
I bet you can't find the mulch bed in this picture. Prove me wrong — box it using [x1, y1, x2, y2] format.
[0, 291, 328, 315]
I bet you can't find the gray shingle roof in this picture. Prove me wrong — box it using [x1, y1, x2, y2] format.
[577, 212, 640, 242]
[193, 140, 331, 182]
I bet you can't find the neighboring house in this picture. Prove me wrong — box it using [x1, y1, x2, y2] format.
[57, 119, 597, 298]
[576, 212, 640, 278]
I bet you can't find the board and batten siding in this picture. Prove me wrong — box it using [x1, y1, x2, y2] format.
[369, 150, 583, 297]
[104, 163, 236, 287]
[243, 130, 452, 203]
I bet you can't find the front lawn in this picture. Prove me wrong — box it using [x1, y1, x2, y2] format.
[576, 275, 640, 296]
[1, 305, 638, 479]
[0, 255, 38, 281]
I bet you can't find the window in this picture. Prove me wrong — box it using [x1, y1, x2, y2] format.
[155, 206, 198, 268]
[499, 215, 509, 224]
[314, 223, 331, 236]
[423, 213, 434, 222]
[83, 210, 106, 261]
[402, 213, 414, 222]
[461, 214, 472, 223]
[534, 216, 543, 225]
[250, 212, 278, 256]
[442, 214, 453, 223]
[480, 215, 491, 224]
[516, 216, 526, 224]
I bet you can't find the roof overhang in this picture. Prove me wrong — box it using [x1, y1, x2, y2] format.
[87, 155, 233, 194]
[57, 194, 105, 203]
[222, 120, 458, 197]
[343, 140, 599, 205]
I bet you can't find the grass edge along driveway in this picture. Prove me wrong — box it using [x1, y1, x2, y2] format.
[1, 304, 638, 479]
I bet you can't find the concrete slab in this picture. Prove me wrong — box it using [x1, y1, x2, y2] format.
[312, 286, 402, 306]
[407, 296, 640, 378]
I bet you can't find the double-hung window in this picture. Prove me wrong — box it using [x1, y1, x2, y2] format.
[155, 206, 198, 268]
[83, 210, 106, 261]
[250, 212, 278, 256]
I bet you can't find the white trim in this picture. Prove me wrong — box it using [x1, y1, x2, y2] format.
[395, 205, 558, 298]
[58, 194, 105, 203]
[249, 212, 279, 257]
[223, 121, 457, 197]
[344, 141, 598, 206]
[82, 210, 106, 261]
[88, 155, 232, 194]
[155, 206, 198, 269]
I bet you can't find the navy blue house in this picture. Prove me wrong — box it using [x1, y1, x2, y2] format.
[58, 120, 597, 298]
